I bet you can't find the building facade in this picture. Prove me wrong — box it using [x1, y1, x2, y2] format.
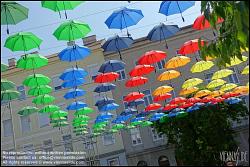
[103, 25, 249, 166]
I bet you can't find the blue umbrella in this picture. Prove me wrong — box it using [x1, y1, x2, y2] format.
[101, 35, 134, 60]
[171, 108, 184, 113]
[147, 23, 180, 48]
[60, 67, 88, 81]
[159, 1, 195, 22]
[193, 102, 206, 108]
[167, 112, 177, 118]
[225, 97, 242, 105]
[61, 78, 85, 88]
[58, 45, 91, 62]
[112, 119, 125, 124]
[120, 108, 137, 116]
[127, 99, 145, 107]
[105, 7, 144, 36]
[131, 117, 144, 122]
[136, 112, 150, 118]
[67, 101, 87, 110]
[95, 97, 115, 107]
[94, 83, 116, 93]
[64, 88, 86, 99]
[186, 106, 200, 113]
[97, 112, 114, 119]
[98, 60, 126, 73]
[99, 102, 120, 112]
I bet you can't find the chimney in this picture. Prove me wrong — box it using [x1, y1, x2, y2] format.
[8, 58, 16, 67]
[67, 41, 76, 46]
[82, 35, 96, 45]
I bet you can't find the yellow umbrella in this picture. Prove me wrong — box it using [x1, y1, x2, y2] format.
[165, 56, 191, 69]
[194, 90, 211, 98]
[190, 60, 214, 73]
[157, 70, 180, 81]
[206, 79, 226, 89]
[153, 85, 173, 96]
[211, 69, 233, 80]
[241, 65, 249, 75]
[179, 87, 199, 96]
[241, 47, 249, 53]
[209, 90, 225, 97]
[220, 83, 238, 92]
[233, 86, 249, 95]
[182, 78, 203, 89]
[205, 56, 215, 61]
[226, 56, 248, 67]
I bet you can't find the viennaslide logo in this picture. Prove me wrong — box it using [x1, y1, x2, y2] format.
[219, 148, 248, 164]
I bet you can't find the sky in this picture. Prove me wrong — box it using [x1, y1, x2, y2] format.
[1, 1, 201, 64]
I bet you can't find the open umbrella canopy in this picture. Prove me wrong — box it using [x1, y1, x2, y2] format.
[1, 63, 8, 72]
[186, 105, 200, 113]
[95, 97, 115, 107]
[208, 90, 225, 98]
[94, 83, 116, 93]
[226, 56, 248, 67]
[73, 115, 91, 123]
[97, 112, 114, 119]
[112, 124, 125, 130]
[4, 32, 42, 52]
[182, 78, 203, 89]
[98, 103, 119, 112]
[241, 65, 249, 75]
[1, 90, 20, 101]
[1, 1, 29, 34]
[170, 97, 187, 105]
[94, 72, 119, 83]
[153, 85, 173, 96]
[159, 1, 195, 21]
[153, 93, 172, 102]
[201, 96, 216, 103]
[52, 121, 69, 127]
[193, 14, 224, 30]
[178, 39, 206, 55]
[194, 89, 211, 98]
[129, 65, 155, 77]
[220, 83, 238, 92]
[23, 74, 51, 87]
[179, 102, 194, 109]
[98, 60, 125, 73]
[49, 110, 68, 119]
[61, 78, 85, 88]
[157, 70, 180, 81]
[176, 111, 188, 118]
[1, 79, 15, 91]
[190, 60, 214, 73]
[67, 101, 87, 110]
[145, 103, 162, 111]
[32, 94, 55, 105]
[187, 97, 201, 103]
[224, 97, 242, 105]
[18, 106, 38, 116]
[222, 92, 240, 99]
[206, 79, 226, 89]
[141, 121, 153, 127]
[165, 56, 191, 69]
[39, 105, 60, 113]
[125, 76, 148, 88]
[74, 107, 94, 116]
[233, 86, 249, 95]
[179, 86, 199, 96]
[17, 54, 48, 69]
[211, 69, 233, 80]
[163, 104, 178, 112]
[58, 45, 91, 62]
[60, 67, 88, 81]
[28, 85, 52, 96]
[120, 108, 137, 115]
[127, 98, 145, 107]
[213, 97, 225, 103]
[53, 20, 91, 41]
[131, 117, 144, 123]
[123, 92, 145, 102]
[138, 50, 167, 65]
[64, 88, 86, 99]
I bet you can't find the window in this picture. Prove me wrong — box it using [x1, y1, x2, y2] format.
[3, 119, 13, 137]
[23, 144, 36, 164]
[38, 113, 50, 128]
[151, 127, 163, 141]
[20, 115, 31, 133]
[130, 128, 142, 146]
[17, 85, 26, 100]
[63, 135, 73, 152]
[157, 59, 166, 70]
[205, 72, 213, 84]
[117, 69, 126, 81]
[52, 75, 63, 91]
[43, 139, 53, 152]
[123, 95, 129, 109]
[103, 133, 115, 146]
[228, 68, 239, 84]
[143, 90, 153, 107]
[87, 64, 100, 81]
[107, 157, 120, 166]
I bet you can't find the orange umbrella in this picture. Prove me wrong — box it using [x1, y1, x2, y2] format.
[157, 70, 180, 81]
[153, 85, 173, 96]
[194, 90, 211, 98]
[179, 87, 199, 96]
[165, 56, 191, 69]
[233, 86, 249, 95]
[208, 90, 225, 98]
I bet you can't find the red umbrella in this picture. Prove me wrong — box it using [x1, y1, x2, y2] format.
[179, 102, 194, 109]
[138, 50, 167, 65]
[178, 39, 206, 55]
[153, 93, 172, 102]
[129, 65, 155, 77]
[186, 97, 201, 104]
[201, 96, 215, 103]
[94, 72, 119, 83]
[163, 104, 178, 112]
[169, 97, 187, 105]
[145, 103, 162, 111]
[222, 92, 240, 99]
[193, 15, 224, 30]
[124, 92, 145, 102]
[125, 76, 148, 88]
[213, 97, 225, 103]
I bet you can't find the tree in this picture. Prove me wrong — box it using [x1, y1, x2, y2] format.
[153, 101, 249, 166]
[199, 1, 249, 67]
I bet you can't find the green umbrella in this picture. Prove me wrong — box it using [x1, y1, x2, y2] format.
[176, 111, 188, 118]
[74, 107, 94, 116]
[18, 106, 38, 116]
[126, 125, 136, 129]
[50, 110, 68, 119]
[73, 115, 90, 122]
[92, 132, 101, 137]
[28, 85, 52, 96]
[1, 79, 15, 91]
[1, 1, 29, 34]
[141, 121, 153, 127]
[52, 121, 69, 127]
[50, 117, 67, 123]
[41, 1, 83, 19]
[109, 129, 119, 133]
[1, 90, 20, 101]
[4, 32, 42, 52]
[130, 121, 142, 126]
[32, 94, 55, 105]
[39, 105, 60, 113]
[160, 115, 169, 123]
[53, 20, 91, 41]
[73, 128, 88, 133]
[72, 121, 88, 127]
[112, 124, 125, 130]
[1, 63, 8, 72]
[17, 54, 48, 70]
[23, 74, 51, 87]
